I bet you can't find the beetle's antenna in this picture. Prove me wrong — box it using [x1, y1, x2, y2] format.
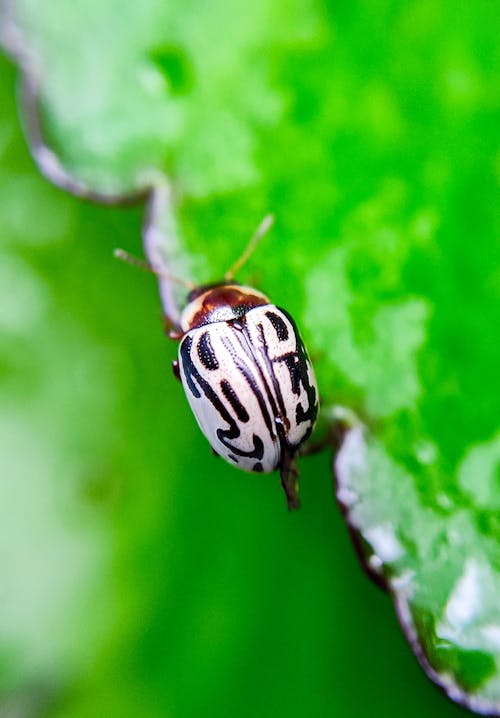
[224, 213, 274, 281]
[114, 248, 195, 290]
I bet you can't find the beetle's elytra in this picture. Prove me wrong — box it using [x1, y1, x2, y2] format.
[171, 282, 319, 509]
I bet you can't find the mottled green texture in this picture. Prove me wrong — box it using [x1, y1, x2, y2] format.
[0, 0, 499, 716]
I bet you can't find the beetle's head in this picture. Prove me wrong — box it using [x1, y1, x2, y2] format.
[180, 282, 270, 332]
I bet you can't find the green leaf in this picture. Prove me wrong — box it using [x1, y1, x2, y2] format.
[335, 423, 500, 712]
[1, 0, 499, 716]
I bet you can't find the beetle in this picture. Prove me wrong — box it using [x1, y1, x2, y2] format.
[117, 215, 319, 509]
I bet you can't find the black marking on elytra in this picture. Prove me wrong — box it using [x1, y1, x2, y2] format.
[230, 325, 285, 443]
[253, 462, 263, 472]
[215, 432, 264, 462]
[220, 379, 249, 423]
[265, 310, 289, 341]
[179, 335, 264, 460]
[197, 331, 219, 370]
[228, 453, 238, 463]
[172, 359, 181, 380]
[228, 317, 246, 331]
[220, 333, 276, 438]
[254, 321, 290, 436]
[254, 308, 318, 444]
[276, 308, 318, 428]
[229, 311, 301, 459]
[277, 354, 301, 395]
[275, 414, 291, 433]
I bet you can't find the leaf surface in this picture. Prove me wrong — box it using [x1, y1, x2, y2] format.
[1, 0, 499, 715]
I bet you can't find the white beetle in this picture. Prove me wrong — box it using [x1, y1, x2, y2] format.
[173, 281, 319, 508]
[118, 215, 319, 509]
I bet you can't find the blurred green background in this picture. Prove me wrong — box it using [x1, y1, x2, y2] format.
[0, 0, 498, 716]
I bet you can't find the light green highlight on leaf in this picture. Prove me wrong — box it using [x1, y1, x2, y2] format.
[6, 0, 321, 196]
[458, 435, 500, 511]
[305, 247, 429, 417]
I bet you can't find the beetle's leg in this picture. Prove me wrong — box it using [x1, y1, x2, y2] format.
[172, 359, 181, 381]
[299, 420, 348, 457]
[299, 405, 362, 459]
[279, 446, 301, 511]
